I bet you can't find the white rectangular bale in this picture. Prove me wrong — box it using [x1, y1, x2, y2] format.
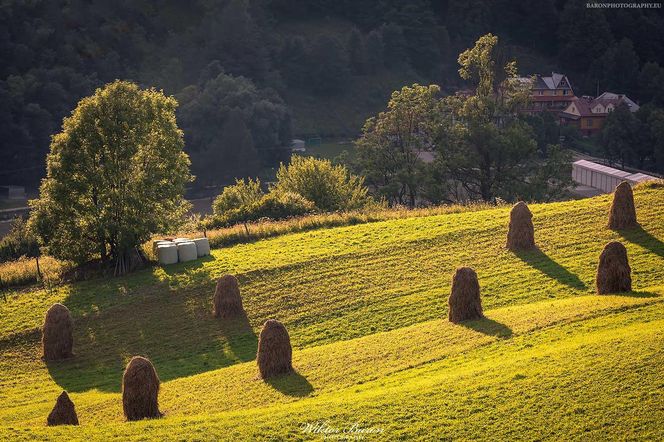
[192, 238, 210, 257]
[152, 239, 173, 253]
[157, 243, 178, 265]
[176, 241, 198, 262]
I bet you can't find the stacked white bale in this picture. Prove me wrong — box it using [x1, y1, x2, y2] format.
[176, 241, 198, 262]
[157, 243, 178, 265]
[152, 240, 172, 253]
[173, 237, 191, 243]
[192, 238, 210, 257]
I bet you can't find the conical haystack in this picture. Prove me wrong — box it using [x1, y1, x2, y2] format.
[256, 319, 293, 378]
[448, 267, 484, 323]
[608, 181, 637, 229]
[42, 303, 74, 361]
[596, 241, 632, 294]
[506, 201, 535, 251]
[46, 391, 79, 426]
[213, 274, 245, 318]
[122, 356, 162, 421]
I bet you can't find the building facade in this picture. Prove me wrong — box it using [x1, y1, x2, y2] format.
[520, 72, 576, 114]
[559, 92, 640, 136]
[572, 159, 655, 193]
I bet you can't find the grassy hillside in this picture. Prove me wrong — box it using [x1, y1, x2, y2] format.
[0, 183, 663, 440]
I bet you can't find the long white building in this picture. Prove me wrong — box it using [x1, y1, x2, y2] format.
[572, 159, 656, 194]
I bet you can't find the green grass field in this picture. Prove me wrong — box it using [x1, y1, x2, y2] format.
[0, 183, 662, 440]
[303, 140, 355, 162]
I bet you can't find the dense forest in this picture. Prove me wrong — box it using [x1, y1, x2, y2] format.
[2, 0, 664, 188]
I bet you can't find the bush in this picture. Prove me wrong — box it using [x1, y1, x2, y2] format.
[205, 156, 373, 229]
[272, 155, 373, 212]
[255, 191, 316, 219]
[212, 178, 263, 215]
[206, 191, 315, 229]
[0, 217, 39, 263]
[0, 255, 70, 290]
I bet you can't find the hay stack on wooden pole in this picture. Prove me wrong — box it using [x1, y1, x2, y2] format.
[42, 303, 73, 361]
[596, 241, 632, 294]
[213, 275, 245, 318]
[256, 319, 293, 379]
[46, 391, 79, 426]
[506, 201, 535, 251]
[122, 356, 162, 421]
[608, 181, 637, 230]
[448, 267, 484, 323]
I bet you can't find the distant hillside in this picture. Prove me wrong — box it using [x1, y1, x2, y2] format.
[3, 0, 664, 187]
[0, 182, 662, 440]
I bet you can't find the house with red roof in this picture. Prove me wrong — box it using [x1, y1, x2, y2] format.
[519, 72, 576, 114]
[559, 92, 640, 136]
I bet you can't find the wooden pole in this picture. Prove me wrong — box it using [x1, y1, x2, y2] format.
[35, 256, 42, 280]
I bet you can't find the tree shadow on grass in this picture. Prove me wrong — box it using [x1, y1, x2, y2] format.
[47, 282, 257, 393]
[159, 254, 216, 276]
[515, 247, 586, 290]
[617, 225, 664, 258]
[263, 370, 314, 397]
[217, 311, 259, 363]
[458, 316, 513, 338]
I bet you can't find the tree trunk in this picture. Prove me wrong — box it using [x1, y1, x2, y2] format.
[100, 239, 108, 262]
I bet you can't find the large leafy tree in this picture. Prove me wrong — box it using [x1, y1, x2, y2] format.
[435, 34, 572, 202]
[646, 108, 664, 174]
[306, 35, 351, 95]
[639, 62, 664, 106]
[29, 80, 192, 274]
[178, 68, 291, 182]
[591, 39, 640, 98]
[356, 84, 441, 207]
[600, 103, 641, 168]
[558, 2, 613, 74]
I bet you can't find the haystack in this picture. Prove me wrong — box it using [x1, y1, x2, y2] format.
[448, 267, 484, 323]
[42, 303, 74, 361]
[256, 319, 293, 378]
[608, 181, 637, 229]
[596, 241, 632, 294]
[122, 356, 162, 421]
[47, 391, 78, 426]
[213, 274, 245, 318]
[506, 201, 535, 250]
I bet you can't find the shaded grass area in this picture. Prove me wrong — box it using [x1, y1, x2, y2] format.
[514, 247, 586, 290]
[618, 224, 664, 258]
